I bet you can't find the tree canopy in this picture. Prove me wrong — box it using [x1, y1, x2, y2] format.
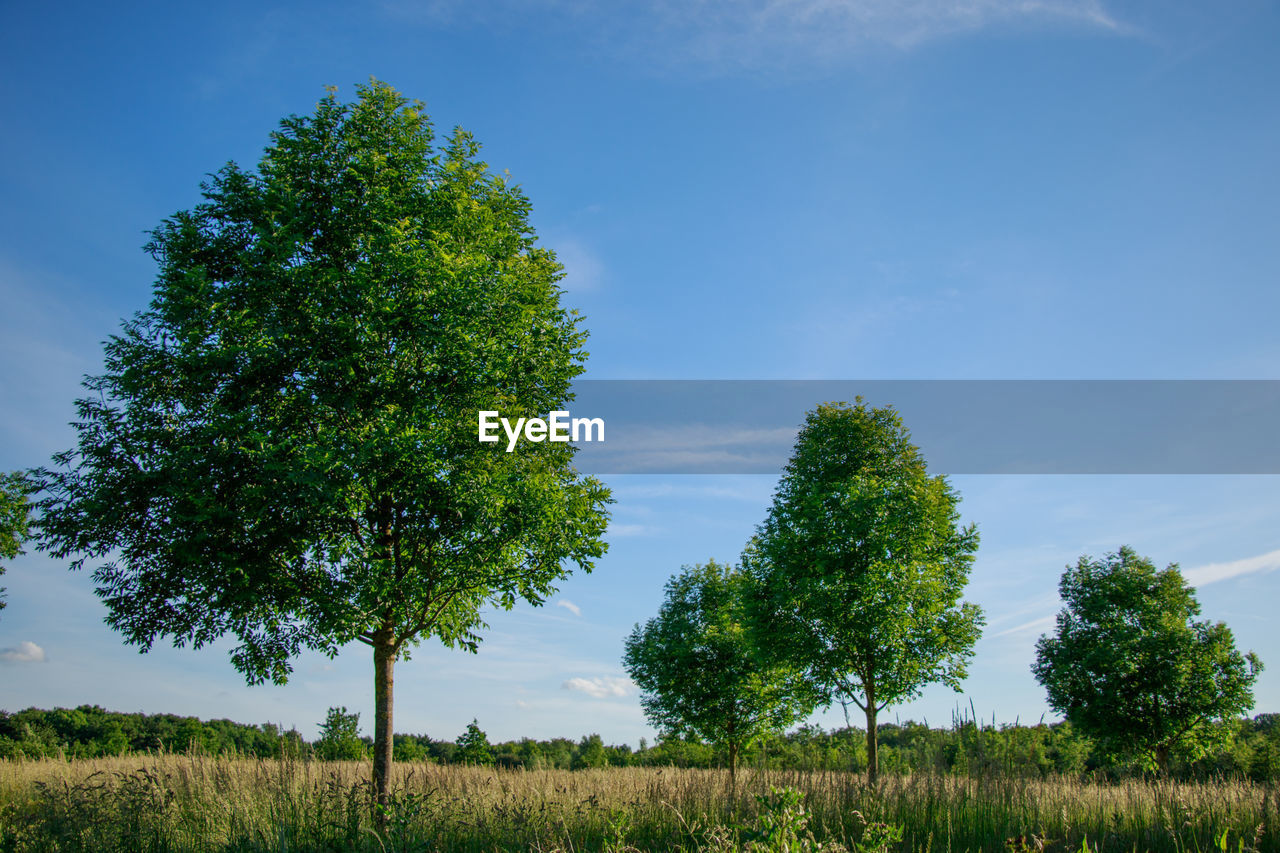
[36, 79, 611, 807]
[315, 706, 366, 761]
[747, 400, 984, 785]
[455, 719, 493, 766]
[1033, 546, 1263, 773]
[623, 559, 816, 791]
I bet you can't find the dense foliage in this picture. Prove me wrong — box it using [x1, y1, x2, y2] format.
[624, 560, 817, 788]
[0, 706, 306, 759]
[1033, 546, 1263, 773]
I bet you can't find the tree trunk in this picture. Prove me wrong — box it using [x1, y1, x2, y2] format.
[1154, 744, 1170, 777]
[865, 703, 879, 787]
[728, 740, 738, 801]
[373, 636, 396, 824]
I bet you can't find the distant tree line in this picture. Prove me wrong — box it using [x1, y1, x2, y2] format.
[2, 704, 1278, 781]
[0, 705, 306, 759]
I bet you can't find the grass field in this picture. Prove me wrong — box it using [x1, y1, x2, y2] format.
[0, 755, 1276, 852]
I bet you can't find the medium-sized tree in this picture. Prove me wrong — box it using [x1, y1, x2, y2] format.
[455, 719, 493, 766]
[315, 706, 366, 761]
[748, 401, 984, 785]
[0, 471, 34, 615]
[623, 559, 816, 794]
[35, 80, 611, 815]
[1033, 546, 1263, 774]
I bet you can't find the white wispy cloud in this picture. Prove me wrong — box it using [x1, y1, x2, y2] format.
[562, 676, 635, 698]
[992, 615, 1055, 638]
[555, 599, 583, 617]
[381, 0, 1127, 72]
[0, 641, 47, 663]
[1184, 548, 1280, 588]
[652, 0, 1125, 70]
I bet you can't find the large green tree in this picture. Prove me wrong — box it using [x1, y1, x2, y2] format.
[623, 560, 816, 794]
[36, 80, 611, 810]
[0, 471, 34, 615]
[1032, 546, 1262, 774]
[747, 400, 984, 785]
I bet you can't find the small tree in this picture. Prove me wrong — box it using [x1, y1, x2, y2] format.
[455, 719, 493, 765]
[623, 559, 815, 794]
[1032, 546, 1263, 774]
[0, 471, 33, 616]
[748, 400, 984, 785]
[35, 80, 611, 814]
[572, 733, 609, 769]
[316, 706, 366, 761]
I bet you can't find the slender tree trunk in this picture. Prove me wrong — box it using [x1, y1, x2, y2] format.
[372, 635, 396, 824]
[864, 679, 879, 787]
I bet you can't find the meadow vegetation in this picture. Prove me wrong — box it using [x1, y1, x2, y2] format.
[1, 753, 1277, 852]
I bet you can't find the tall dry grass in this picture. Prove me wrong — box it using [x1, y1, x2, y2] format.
[0, 754, 1275, 851]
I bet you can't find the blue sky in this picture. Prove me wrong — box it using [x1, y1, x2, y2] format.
[2, 1, 1279, 745]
